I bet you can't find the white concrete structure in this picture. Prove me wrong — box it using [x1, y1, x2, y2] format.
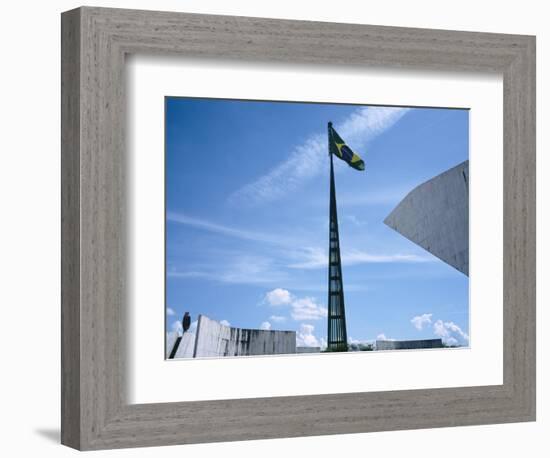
[167, 315, 297, 359]
[193, 315, 296, 357]
[165, 331, 196, 359]
[384, 160, 469, 276]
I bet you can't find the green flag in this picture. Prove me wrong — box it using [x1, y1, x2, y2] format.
[329, 123, 365, 171]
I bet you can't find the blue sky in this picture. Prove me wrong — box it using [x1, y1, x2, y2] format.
[165, 97, 469, 349]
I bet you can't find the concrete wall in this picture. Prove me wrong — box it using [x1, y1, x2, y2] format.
[384, 161, 469, 276]
[166, 331, 196, 359]
[193, 315, 296, 358]
[376, 338, 444, 350]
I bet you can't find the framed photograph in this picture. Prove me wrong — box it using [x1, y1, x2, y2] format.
[61, 6, 535, 450]
[163, 97, 469, 361]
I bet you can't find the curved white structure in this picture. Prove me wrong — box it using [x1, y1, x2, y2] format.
[384, 161, 469, 276]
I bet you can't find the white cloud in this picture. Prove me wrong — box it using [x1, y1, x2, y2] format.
[269, 315, 286, 323]
[445, 336, 459, 346]
[433, 320, 469, 345]
[433, 321, 446, 337]
[264, 288, 327, 321]
[171, 320, 182, 335]
[166, 307, 176, 316]
[296, 324, 320, 348]
[291, 297, 328, 321]
[229, 106, 409, 206]
[443, 321, 469, 341]
[411, 313, 433, 330]
[265, 288, 292, 306]
[219, 319, 231, 327]
[259, 321, 272, 330]
[376, 333, 395, 341]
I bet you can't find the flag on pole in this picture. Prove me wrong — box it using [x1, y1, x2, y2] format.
[329, 124, 365, 171]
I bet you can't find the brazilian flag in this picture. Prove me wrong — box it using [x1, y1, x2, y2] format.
[329, 123, 365, 171]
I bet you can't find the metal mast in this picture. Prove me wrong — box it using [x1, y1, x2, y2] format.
[327, 122, 348, 351]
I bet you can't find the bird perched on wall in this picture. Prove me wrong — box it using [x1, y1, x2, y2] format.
[182, 312, 191, 333]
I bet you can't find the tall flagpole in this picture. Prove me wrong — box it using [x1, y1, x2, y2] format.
[327, 122, 348, 352]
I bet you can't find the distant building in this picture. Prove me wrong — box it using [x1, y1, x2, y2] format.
[384, 160, 469, 276]
[348, 342, 374, 351]
[296, 347, 321, 353]
[375, 338, 444, 351]
[167, 314, 296, 359]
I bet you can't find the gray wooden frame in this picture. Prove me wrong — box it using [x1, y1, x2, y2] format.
[61, 6, 536, 451]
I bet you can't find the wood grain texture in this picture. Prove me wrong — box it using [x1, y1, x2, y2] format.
[61, 7, 81, 449]
[61, 6, 536, 450]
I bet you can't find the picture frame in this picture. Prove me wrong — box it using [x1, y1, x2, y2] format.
[61, 6, 535, 450]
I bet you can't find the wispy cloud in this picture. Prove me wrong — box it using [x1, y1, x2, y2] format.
[267, 283, 370, 293]
[336, 187, 413, 208]
[344, 215, 367, 227]
[269, 315, 287, 323]
[166, 210, 435, 290]
[167, 212, 287, 245]
[167, 270, 214, 279]
[169, 211, 324, 260]
[229, 106, 410, 206]
[344, 250, 431, 265]
[288, 247, 432, 269]
[228, 134, 326, 207]
[168, 254, 288, 286]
